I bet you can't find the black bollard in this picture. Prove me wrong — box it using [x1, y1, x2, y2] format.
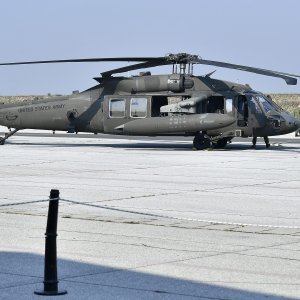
[34, 189, 67, 296]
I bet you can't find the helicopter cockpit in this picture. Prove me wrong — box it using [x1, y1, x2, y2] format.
[252, 94, 282, 113]
[255, 95, 278, 112]
[242, 91, 299, 136]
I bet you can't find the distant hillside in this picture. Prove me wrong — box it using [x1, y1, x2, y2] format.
[0, 95, 51, 104]
[1, 94, 300, 115]
[270, 94, 300, 116]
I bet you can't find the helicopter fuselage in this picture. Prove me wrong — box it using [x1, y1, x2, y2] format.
[0, 74, 299, 149]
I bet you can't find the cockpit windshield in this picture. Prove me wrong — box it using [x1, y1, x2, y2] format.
[245, 91, 283, 114]
[249, 94, 282, 113]
[255, 95, 275, 112]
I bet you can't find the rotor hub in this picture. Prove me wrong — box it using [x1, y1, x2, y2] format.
[166, 53, 200, 75]
[166, 53, 201, 64]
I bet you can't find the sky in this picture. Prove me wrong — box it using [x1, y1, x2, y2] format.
[0, 0, 299, 95]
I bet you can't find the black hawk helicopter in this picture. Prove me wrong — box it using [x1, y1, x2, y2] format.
[0, 53, 299, 149]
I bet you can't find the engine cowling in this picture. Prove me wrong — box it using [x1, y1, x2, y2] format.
[117, 74, 185, 93]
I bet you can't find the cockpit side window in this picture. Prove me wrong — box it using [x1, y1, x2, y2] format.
[248, 97, 262, 113]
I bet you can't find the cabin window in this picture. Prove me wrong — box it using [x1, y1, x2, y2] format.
[109, 99, 125, 118]
[130, 98, 147, 118]
[225, 98, 233, 113]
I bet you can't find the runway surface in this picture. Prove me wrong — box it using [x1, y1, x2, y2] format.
[0, 133, 299, 299]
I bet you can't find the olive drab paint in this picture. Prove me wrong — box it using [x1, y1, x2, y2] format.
[0, 53, 299, 149]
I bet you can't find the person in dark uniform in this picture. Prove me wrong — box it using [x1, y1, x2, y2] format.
[251, 136, 270, 148]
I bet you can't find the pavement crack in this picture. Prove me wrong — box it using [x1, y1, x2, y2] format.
[59, 237, 219, 254]
[235, 252, 300, 263]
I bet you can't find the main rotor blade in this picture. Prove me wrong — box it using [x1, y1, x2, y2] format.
[0, 57, 165, 66]
[101, 61, 169, 77]
[1, 53, 298, 85]
[192, 58, 300, 85]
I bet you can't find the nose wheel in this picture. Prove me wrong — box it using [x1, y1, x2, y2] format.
[193, 133, 211, 150]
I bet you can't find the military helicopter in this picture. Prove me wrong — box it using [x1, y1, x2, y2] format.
[0, 53, 299, 149]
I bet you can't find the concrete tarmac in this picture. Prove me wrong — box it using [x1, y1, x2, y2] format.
[0, 133, 299, 299]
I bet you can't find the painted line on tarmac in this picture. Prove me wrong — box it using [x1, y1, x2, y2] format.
[1, 198, 299, 230]
[170, 216, 300, 230]
[61, 199, 300, 230]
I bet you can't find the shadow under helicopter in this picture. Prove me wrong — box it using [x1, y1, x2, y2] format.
[5, 139, 300, 153]
[0, 251, 297, 300]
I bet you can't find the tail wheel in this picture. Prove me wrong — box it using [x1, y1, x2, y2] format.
[193, 133, 211, 150]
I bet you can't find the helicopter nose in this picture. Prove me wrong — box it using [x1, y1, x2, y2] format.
[277, 113, 300, 135]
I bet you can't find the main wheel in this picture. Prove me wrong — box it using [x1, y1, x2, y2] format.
[0, 138, 5, 145]
[193, 133, 211, 150]
[213, 138, 228, 149]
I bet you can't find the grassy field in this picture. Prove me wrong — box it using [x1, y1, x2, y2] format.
[1, 94, 300, 116]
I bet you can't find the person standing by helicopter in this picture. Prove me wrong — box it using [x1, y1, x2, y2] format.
[251, 136, 270, 148]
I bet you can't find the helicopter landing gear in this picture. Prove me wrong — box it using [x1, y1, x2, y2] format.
[212, 138, 228, 149]
[193, 133, 211, 150]
[0, 128, 20, 145]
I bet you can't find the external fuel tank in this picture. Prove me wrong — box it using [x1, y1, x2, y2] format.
[115, 113, 235, 135]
